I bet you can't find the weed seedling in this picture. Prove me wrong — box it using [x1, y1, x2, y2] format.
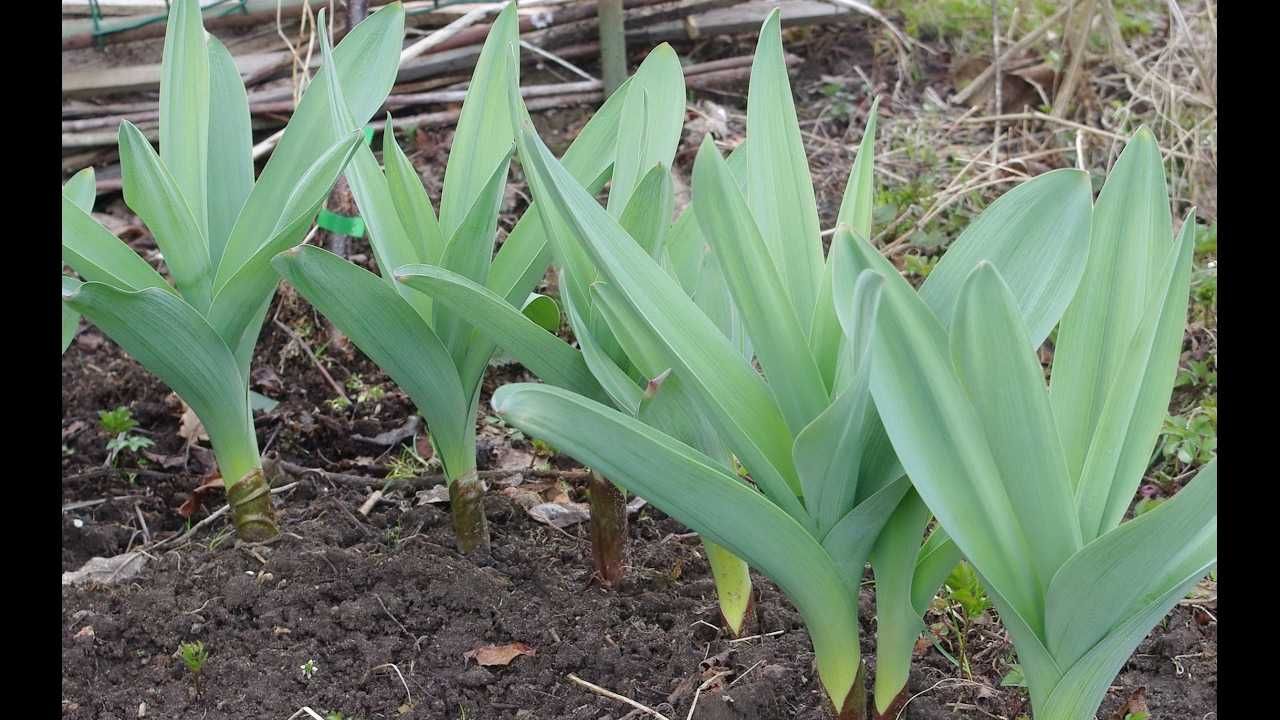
[177, 640, 208, 693]
[98, 407, 154, 467]
[301, 659, 318, 681]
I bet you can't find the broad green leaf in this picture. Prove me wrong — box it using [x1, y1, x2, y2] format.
[492, 383, 861, 710]
[981, 574, 1062, 711]
[822, 474, 911, 589]
[618, 163, 674, 259]
[852, 233, 1043, 632]
[869, 491, 933, 713]
[951, 263, 1082, 595]
[314, 15, 432, 322]
[62, 277, 83, 353]
[705, 541, 752, 636]
[811, 98, 879, 389]
[693, 249, 752, 361]
[61, 168, 98, 349]
[521, 293, 561, 333]
[119, 120, 213, 311]
[205, 35, 254, 268]
[159, 0, 210, 239]
[745, 9, 823, 325]
[665, 143, 749, 294]
[911, 526, 964, 614]
[836, 97, 880, 235]
[395, 264, 605, 401]
[383, 116, 445, 264]
[209, 131, 363, 353]
[64, 168, 96, 212]
[233, 294, 272, 381]
[1052, 129, 1173, 486]
[606, 44, 685, 215]
[249, 390, 280, 412]
[438, 2, 518, 238]
[1040, 467, 1214, 719]
[513, 115, 805, 522]
[63, 281, 258, 484]
[794, 271, 882, 533]
[271, 246, 473, 479]
[561, 282, 643, 415]
[1046, 458, 1215, 669]
[486, 72, 631, 308]
[221, 3, 403, 276]
[692, 135, 828, 435]
[920, 169, 1093, 345]
[436, 152, 513, 367]
[1074, 215, 1195, 540]
[62, 195, 173, 294]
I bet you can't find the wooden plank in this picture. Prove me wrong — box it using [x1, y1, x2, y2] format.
[63, 0, 230, 17]
[63, 51, 289, 98]
[625, 0, 852, 44]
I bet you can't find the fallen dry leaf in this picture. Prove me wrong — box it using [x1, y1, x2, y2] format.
[62, 420, 88, 442]
[501, 486, 544, 511]
[62, 552, 148, 586]
[353, 416, 421, 446]
[1105, 687, 1148, 720]
[177, 476, 224, 519]
[527, 501, 591, 529]
[463, 642, 536, 667]
[144, 449, 189, 470]
[415, 485, 450, 505]
[178, 406, 209, 443]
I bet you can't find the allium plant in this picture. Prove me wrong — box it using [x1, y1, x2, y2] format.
[61, 0, 405, 540]
[480, 11, 1200, 717]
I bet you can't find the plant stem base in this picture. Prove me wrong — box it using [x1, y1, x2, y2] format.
[227, 465, 279, 542]
[588, 471, 628, 586]
[872, 685, 910, 720]
[836, 660, 869, 720]
[450, 471, 490, 554]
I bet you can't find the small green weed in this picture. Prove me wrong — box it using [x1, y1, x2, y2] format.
[178, 640, 208, 674]
[177, 640, 208, 693]
[98, 407, 154, 466]
[944, 561, 990, 619]
[1159, 406, 1217, 467]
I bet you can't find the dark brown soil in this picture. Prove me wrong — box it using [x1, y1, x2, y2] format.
[62, 16, 1216, 720]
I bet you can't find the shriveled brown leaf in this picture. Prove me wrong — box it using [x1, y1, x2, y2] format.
[62, 552, 148, 586]
[178, 406, 209, 443]
[414, 433, 434, 461]
[144, 449, 189, 469]
[501, 486, 544, 511]
[1105, 687, 1148, 720]
[353, 416, 421, 446]
[463, 642, 536, 667]
[177, 476, 224, 519]
[415, 485, 450, 505]
[527, 501, 591, 529]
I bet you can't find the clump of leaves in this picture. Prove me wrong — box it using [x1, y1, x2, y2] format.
[1159, 406, 1217, 467]
[99, 407, 154, 466]
[386, 444, 432, 483]
[943, 561, 990, 619]
[345, 373, 387, 404]
[902, 253, 939, 279]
